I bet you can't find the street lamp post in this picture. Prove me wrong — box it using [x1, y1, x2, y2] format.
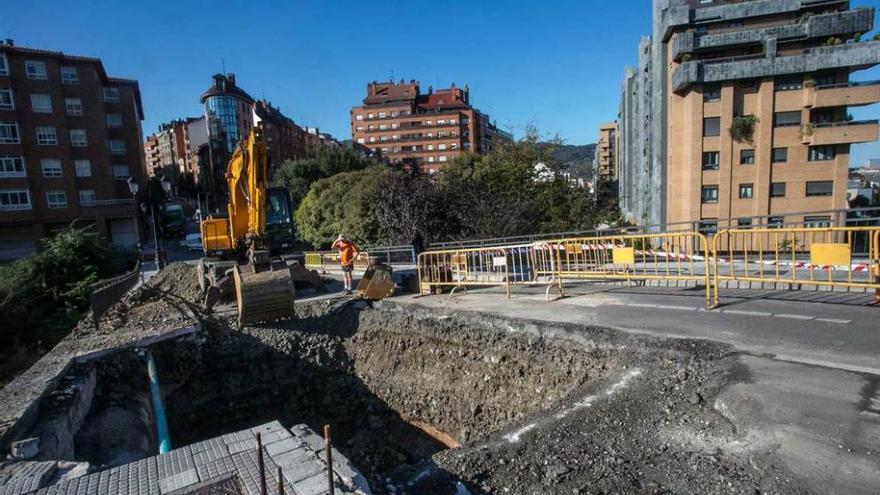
[127, 177, 144, 282]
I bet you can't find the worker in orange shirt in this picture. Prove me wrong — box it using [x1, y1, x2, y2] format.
[331, 234, 360, 294]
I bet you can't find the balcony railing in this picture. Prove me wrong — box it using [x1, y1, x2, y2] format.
[816, 79, 880, 90]
[78, 198, 136, 208]
[361, 122, 461, 133]
[812, 119, 880, 128]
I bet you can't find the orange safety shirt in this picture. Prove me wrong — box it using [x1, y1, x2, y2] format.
[333, 240, 359, 265]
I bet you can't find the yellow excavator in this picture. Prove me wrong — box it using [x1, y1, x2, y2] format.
[198, 127, 298, 325]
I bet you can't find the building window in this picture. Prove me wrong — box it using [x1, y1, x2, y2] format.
[70, 129, 87, 147]
[804, 215, 831, 228]
[703, 84, 721, 102]
[380, 135, 387, 141]
[701, 185, 719, 203]
[0, 122, 19, 143]
[738, 79, 758, 89]
[773, 111, 801, 127]
[367, 113, 374, 119]
[703, 117, 720, 136]
[41, 159, 62, 177]
[738, 183, 754, 199]
[102, 87, 120, 103]
[0, 89, 13, 110]
[427, 156, 435, 163]
[0, 54, 8, 76]
[391, 111, 398, 117]
[105, 114, 122, 128]
[78, 189, 96, 206]
[369, 136, 376, 143]
[772, 147, 787, 163]
[775, 75, 803, 91]
[0, 156, 25, 177]
[30, 94, 52, 113]
[64, 97, 83, 116]
[770, 182, 786, 197]
[379, 124, 387, 130]
[767, 216, 784, 228]
[74, 159, 91, 177]
[702, 151, 719, 169]
[109, 140, 126, 154]
[805, 181, 833, 197]
[0, 189, 31, 211]
[25, 61, 47, 80]
[355, 114, 363, 121]
[737, 218, 752, 229]
[439, 155, 447, 162]
[112, 164, 130, 179]
[60, 67, 79, 85]
[391, 123, 399, 129]
[427, 144, 434, 150]
[36, 126, 58, 145]
[740, 149, 754, 164]
[438, 143, 447, 150]
[378, 112, 386, 118]
[698, 219, 718, 236]
[808, 145, 836, 161]
[46, 191, 67, 209]
[357, 138, 364, 144]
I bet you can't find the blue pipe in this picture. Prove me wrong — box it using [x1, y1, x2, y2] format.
[146, 351, 172, 454]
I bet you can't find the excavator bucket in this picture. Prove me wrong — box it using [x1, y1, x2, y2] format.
[356, 262, 395, 300]
[233, 265, 295, 325]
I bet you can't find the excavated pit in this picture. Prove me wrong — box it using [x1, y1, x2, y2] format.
[153, 302, 620, 492]
[55, 265, 803, 494]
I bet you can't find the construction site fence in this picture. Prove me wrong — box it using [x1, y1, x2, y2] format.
[305, 244, 417, 270]
[417, 226, 880, 307]
[90, 254, 142, 329]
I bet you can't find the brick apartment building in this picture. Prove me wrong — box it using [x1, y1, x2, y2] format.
[617, 0, 880, 231]
[0, 41, 147, 260]
[350, 80, 512, 172]
[143, 116, 207, 183]
[595, 121, 619, 182]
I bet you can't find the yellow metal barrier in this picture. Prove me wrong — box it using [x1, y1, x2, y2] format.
[537, 232, 712, 307]
[417, 247, 511, 297]
[711, 227, 880, 305]
[304, 251, 372, 270]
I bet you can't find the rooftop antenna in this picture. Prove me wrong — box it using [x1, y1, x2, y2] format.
[389, 69, 394, 82]
[221, 57, 226, 75]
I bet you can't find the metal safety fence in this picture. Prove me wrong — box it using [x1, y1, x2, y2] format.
[304, 251, 372, 270]
[90, 254, 142, 329]
[711, 227, 880, 305]
[417, 227, 880, 307]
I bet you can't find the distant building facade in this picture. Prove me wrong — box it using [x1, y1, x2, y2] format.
[350, 80, 511, 172]
[595, 122, 619, 182]
[617, 0, 880, 231]
[0, 40, 147, 260]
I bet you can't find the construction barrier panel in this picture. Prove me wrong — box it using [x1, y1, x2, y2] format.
[304, 251, 372, 270]
[535, 232, 712, 306]
[417, 247, 512, 297]
[712, 227, 880, 305]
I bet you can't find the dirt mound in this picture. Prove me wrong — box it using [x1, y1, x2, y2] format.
[145, 262, 202, 304]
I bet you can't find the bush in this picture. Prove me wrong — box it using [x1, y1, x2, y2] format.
[294, 166, 390, 247]
[729, 115, 759, 143]
[0, 227, 134, 383]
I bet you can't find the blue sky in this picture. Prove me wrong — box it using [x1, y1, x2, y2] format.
[4, 0, 880, 165]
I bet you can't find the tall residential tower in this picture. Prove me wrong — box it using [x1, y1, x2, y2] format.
[618, 0, 880, 232]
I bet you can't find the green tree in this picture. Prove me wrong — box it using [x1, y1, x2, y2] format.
[294, 166, 390, 247]
[0, 228, 135, 384]
[272, 147, 376, 211]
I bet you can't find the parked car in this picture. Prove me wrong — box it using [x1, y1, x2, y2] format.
[181, 233, 202, 251]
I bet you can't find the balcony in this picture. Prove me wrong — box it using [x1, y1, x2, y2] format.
[672, 8, 873, 61]
[808, 80, 880, 108]
[673, 41, 880, 93]
[802, 120, 879, 145]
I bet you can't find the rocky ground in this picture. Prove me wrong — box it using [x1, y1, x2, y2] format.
[4, 263, 811, 494]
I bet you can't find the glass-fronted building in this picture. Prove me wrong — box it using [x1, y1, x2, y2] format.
[200, 74, 254, 205]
